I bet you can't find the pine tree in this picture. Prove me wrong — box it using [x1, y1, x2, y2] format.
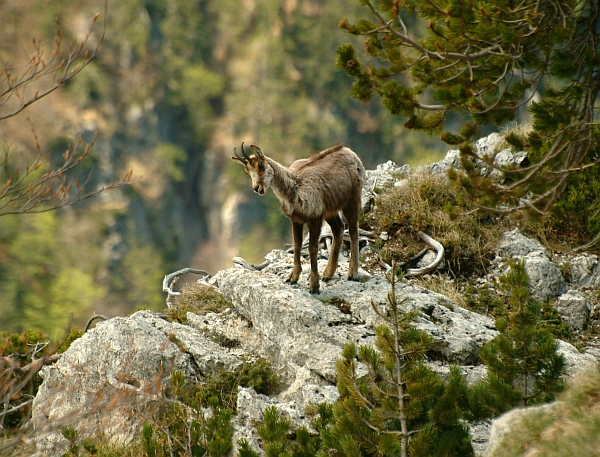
[238, 404, 334, 457]
[322, 264, 473, 457]
[470, 261, 566, 419]
[337, 0, 600, 223]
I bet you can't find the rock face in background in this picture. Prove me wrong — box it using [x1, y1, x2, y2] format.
[31, 146, 600, 456]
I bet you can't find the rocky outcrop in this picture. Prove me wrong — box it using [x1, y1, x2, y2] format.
[497, 229, 567, 302]
[30, 142, 600, 456]
[31, 311, 247, 454]
[31, 233, 599, 455]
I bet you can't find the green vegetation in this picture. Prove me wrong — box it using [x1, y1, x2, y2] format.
[486, 364, 600, 457]
[166, 283, 232, 324]
[199, 359, 280, 412]
[470, 262, 566, 419]
[237, 405, 333, 457]
[338, 0, 600, 219]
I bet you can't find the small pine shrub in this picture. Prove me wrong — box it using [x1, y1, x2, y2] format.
[199, 359, 279, 411]
[469, 261, 566, 419]
[239, 403, 335, 457]
[322, 265, 473, 457]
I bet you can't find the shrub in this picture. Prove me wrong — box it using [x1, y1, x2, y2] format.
[363, 173, 504, 277]
[166, 283, 232, 324]
[199, 359, 280, 411]
[469, 261, 566, 419]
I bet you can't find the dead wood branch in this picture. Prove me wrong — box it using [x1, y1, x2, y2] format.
[232, 257, 271, 271]
[163, 268, 212, 307]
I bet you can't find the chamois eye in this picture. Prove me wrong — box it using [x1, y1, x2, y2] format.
[258, 163, 265, 171]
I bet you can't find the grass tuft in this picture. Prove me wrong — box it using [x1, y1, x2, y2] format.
[361, 172, 504, 278]
[166, 283, 232, 324]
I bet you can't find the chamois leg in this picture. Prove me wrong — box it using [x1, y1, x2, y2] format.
[288, 221, 304, 284]
[344, 205, 360, 281]
[323, 214, 344, 281]
[307, 219, 322, 294]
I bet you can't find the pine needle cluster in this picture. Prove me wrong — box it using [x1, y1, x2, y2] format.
[338, 0, 600, 221]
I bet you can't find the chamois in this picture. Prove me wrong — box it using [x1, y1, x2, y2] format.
[232, 142, 365, 294]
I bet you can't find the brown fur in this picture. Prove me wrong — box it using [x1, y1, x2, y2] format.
[232, 143, 365, 294]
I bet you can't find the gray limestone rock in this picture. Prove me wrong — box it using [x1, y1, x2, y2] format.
[418, 149, 461, 177]
[486, 403, 558, 457]
[523, 251, 567, 302]
[556, 340, 597, 379]
[555, 290, 591, 331]
[497, 228, 549, 258]
[31, 310, 243, 455]
[362, 161, 412, 212]
[570, 253, 600, 288]
[497, 229, 566, 302]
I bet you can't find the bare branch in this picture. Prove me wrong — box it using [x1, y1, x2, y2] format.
[84, 314, 109, 332]
[0, 4, 107, 121]
[404, 231, 445, 276]
[162, 268, 212, 307]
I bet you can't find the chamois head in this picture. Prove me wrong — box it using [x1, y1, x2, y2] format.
[231, 143, 274, 195]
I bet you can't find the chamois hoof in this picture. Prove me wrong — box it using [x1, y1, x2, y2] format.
[310, 288, 320, 295]
[347, 276, 360, 282]
[322, 276, 334, 283]
[286, 279, 298, 285]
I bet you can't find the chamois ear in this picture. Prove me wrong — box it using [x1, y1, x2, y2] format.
[250, 144, 265, 159]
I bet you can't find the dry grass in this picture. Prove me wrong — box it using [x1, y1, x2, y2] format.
[488, 364, 600, 457]
[410, 275, 466, 309]
[166, 283, 231, 324]
[362, 172, 506, 278]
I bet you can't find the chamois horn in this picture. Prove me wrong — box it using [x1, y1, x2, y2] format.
[233, 144, 247, 163]
[233, 147, 242, 162]
[240, 142, 252, 160]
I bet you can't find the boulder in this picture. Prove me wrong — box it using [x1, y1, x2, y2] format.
[555, 290, 591, 331]
[523, 251, 567, 302]
[362, 161, 412, 212]
[418, 149, 461, 177]
[570, 253, 600, 288]
[31, 310, 244, 455]
[213, 258, 498, 377]
[497, 228, 549, 258]
[486, 403, 559, 457]
[556, 340, 598, 378]
[497, 229, 566, 302]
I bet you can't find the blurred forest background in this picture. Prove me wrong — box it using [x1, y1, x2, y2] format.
[0, 0, 448, 336]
